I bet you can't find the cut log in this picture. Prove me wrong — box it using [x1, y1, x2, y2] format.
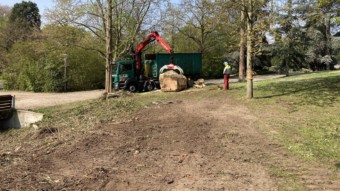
[159, 70, 187, 92]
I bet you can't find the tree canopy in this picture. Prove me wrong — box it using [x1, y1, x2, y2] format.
[9, 1, 41, 29]
[0, 0, 340, 94]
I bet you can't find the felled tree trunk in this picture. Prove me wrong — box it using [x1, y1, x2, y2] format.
[159, 70, 187, 92]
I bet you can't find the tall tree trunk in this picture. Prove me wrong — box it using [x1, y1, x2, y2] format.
[286, 0, 292, 76]
[285, 57, 290, 76]
[246, 0, 253, 99]
[239, 0, 245, 82]
[325, 13, 331, 71]
[105, 0, 113, 94]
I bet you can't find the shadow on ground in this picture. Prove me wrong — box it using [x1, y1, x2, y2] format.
[255, 75, 340, 107]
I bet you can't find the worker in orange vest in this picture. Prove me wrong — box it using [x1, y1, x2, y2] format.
[223, 61, 231, 90]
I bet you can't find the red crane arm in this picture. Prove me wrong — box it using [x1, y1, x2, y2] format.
[136, 31, 172, 53]
[135, 31, 173, 77]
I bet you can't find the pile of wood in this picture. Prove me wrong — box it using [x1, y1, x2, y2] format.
[194, 79, 206, 88]
[159, 70, 187, 92]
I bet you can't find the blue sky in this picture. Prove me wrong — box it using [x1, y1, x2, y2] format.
[0, 0, 181, 24]
[0, 0, 53, 15]
[0, 0, 181, 15]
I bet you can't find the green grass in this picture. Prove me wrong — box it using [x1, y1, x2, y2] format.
[0, 91, 180, 153]
[18, 72, 340, 165]
[231, 71, 340, 164]
[33, 91, 179, 131]
[269, 165, 303, 191]
[2, 71, 339, 169]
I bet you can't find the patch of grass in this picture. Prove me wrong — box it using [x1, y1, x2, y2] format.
[0, 91, 181, 154]
[269, 166, 304, 191]
[269, 166, 303, 191]
[336, 163, 340, 169]
[231, 71, 340, 163]
[36, 94, 166, 130]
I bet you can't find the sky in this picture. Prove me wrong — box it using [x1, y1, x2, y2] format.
[0, 0, 181, 15]
[0, 0, 181, 25]
[0, 0, 54, 15]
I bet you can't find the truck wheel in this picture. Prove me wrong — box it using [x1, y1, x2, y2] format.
[145, 82, 155, 91]
[155, 82, 161, 89]
[128, 83, 138, 92]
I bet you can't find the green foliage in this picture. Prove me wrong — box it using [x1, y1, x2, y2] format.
[2, 25, 105, 92]
[9, 1, 41, 29]
[172, 28, 200, 53]
[202, 57, 225, 78]
[304, 0, 340, 70]
[3, 41, 63, 91]
[66, 48, 104, 90]
[270, 42, 306, 74]
[270, 1, 309, 74]
[0, 5, 11, 71]
[0, 5, 10, 28]
[1, 1, 41, 50]
[164, 0, 239, 78]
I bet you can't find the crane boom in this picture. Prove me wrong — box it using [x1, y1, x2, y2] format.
[135, 31, 173, 77]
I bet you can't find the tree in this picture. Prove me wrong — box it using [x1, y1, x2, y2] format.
[0, 5, 10, 28]
[9, 1, 41, 29]
[172, 0, 235, 57]
[239, 0, 246, 82]
[245, 0, 254, 99]
[2, 25, 104, 92]
[269, 0, 307, 75]
[176, 0, 217, 54]
[164, 0, 238, 78]
[104, 0, 113, 94]
[0, 5, 11, 71]
[231, 0, 269, 99]
[306, 0, 340, 70]
[7, 1, 41, 45]
[47, 0, 157, 94]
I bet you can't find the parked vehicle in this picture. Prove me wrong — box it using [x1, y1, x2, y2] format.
[112, 31, 202, 92]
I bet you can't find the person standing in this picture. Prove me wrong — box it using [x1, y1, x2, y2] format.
[223, 61, 231, 90]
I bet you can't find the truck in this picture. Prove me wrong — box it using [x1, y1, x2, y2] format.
[112, 31, 202, 92]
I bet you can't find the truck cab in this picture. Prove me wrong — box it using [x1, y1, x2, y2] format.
[113, 60, 155, 92]
[112, 60, 135, 91]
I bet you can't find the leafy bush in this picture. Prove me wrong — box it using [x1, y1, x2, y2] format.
[2, 38, 104, 92]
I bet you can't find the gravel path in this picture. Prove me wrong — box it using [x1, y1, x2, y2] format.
[0, 74, 285, 110]
[0, 90, 104, 110]
[205, 74, 285, 85]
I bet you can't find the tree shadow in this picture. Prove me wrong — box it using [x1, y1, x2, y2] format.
[0, 127, 10, 132]
[255, 75, 340, 107]
[335, 163, 340, 169]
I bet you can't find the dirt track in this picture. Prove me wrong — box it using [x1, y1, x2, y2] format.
[0, 74, 285, 110]
[0, 90, 103, 110]
[0, 90, 338, 190]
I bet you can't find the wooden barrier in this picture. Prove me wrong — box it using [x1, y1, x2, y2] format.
[0, 95, 15, 121]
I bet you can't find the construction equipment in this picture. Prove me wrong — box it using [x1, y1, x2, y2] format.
[112, 31, 201, 92]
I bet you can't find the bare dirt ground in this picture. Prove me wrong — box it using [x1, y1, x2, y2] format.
[0, 90, 339, 190]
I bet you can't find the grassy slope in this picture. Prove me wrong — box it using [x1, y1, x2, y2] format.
[34, 71, 340, 165]
[231, 71, 340, 165]
[1, 71, 338, 170]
